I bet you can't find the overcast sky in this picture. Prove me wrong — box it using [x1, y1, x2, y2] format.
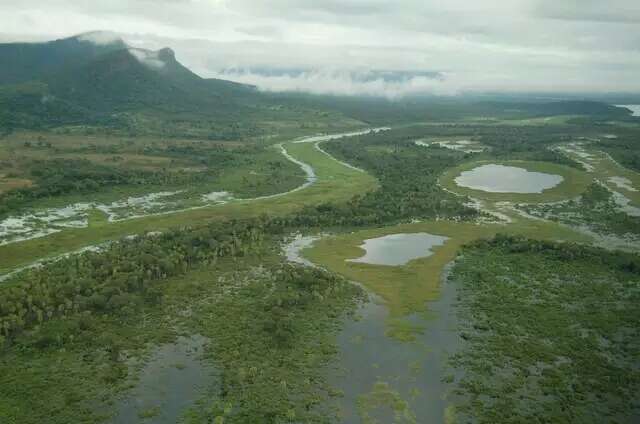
[1, 0, 639, 97]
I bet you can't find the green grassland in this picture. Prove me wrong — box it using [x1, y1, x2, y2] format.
[0, 138, 378, 274]
[304, 217, 591, 341]
[0, 130, 309, 212]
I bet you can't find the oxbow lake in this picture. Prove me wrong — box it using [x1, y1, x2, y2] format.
[347, 232, 449, 266]
[455, 164, 563, 194]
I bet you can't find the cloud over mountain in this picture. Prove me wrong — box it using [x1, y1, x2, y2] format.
[1, 0, 639, 96]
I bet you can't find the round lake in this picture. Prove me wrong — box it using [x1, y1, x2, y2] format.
[454, 164, 563, 194]
[347, 232, 449, 266]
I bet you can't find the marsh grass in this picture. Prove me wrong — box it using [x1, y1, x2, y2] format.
[305, 219, 590, 340]
[448, 236, 640, 423]
[0, 140, 377, 274]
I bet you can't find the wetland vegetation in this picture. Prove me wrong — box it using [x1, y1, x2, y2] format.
[1, 34, 640, 423]
[449, 236, 640, 423]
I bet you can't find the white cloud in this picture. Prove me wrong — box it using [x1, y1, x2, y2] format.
[210, 68, 458, 98]
[0, 0, 638, 95]
[77, 30, 122, 45]
[128, 48, 166, 69]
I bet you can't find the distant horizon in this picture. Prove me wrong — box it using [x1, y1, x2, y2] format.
[7, 26, 640, 105]
[2, 0, 640, 98]
[0, 30, 640, 106]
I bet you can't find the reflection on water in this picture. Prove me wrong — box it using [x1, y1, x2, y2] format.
[111, 335, 215, 424]
[330, 274, 461, 423]
[284, 234, 461, 423]
[347, 233, 449, 266]
[455, 164, 563, 193]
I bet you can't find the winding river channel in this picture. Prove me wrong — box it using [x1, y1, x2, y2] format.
[283, 235, 461, 423]
[0, 128, 387, 247]
[0, 128, 388, 280]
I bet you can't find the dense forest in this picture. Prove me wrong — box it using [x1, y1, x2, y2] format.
[0, 220, 267, 346]
[595, 132, 640, 172]
[0, 215, 368, 423]
[1, 116, 639, 422]
[287, 123, 597, 228]
[289, 128, 479, 228]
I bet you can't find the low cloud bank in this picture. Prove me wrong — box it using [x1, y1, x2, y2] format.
[210, 68, 459, 98]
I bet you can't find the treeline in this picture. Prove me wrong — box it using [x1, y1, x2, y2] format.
[0, 220, 268, 347]
[595, 131, 640, 172]
[388, 123, 587, 169]
[0, 213, 364, 422]
[0, 158, 211, 218]
[469, 233, 640, 272]
[191, 264, 364, 423]
[289, 129, 479, 227]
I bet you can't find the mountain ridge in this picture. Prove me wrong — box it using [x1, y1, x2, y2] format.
[0, 32, 633, 136]
[0, 33, 273, 135]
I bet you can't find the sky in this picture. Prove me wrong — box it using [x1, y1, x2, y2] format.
[1, 0, 639, 98]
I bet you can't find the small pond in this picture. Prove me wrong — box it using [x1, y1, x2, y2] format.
[110, 335, 215, 423]
[347, 233, 449, 266]
[455, 164, 563, 194]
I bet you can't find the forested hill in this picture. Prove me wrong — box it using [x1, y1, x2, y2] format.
[273, 93, 633, 125]
[0, 32, 633, 135]
[0, 33, 127, 85]
[0, 33, 291, 135]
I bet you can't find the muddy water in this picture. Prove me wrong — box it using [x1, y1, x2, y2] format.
[455, 164, 563, 193]
[282, 235, 461, 423]
[283, 233, 321, 267]
[330, 274, 460, 423]
[110, 335, 215, 424]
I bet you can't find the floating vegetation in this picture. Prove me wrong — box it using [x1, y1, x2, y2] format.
[357, 381, 417, 424]
[111, 335, 214, 424]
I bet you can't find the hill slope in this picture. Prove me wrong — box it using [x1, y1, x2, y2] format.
[0, 33, 290, 135]
[0, 32, 126, 85]
[0, 32, 632, 136]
